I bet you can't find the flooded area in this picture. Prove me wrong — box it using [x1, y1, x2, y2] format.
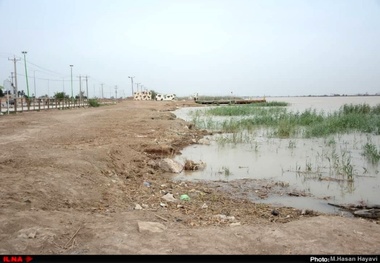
[172, 96, 380, 215]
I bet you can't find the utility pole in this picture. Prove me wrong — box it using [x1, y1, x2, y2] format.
[78, 75, 82, 103]
[84, 75, 89, 100]
[21, 51, 30, 97]
[70, 65, 73, 99]
[128, 76, 134, 96]
[10, 72, 14, 95]
[101, 83, 104, 99]
[33, 70, 36, 98]
[115, 85, 118, 99]
[62, 78, 65, 94]
[8, 56, 21, 97]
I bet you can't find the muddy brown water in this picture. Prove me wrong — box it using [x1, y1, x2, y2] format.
[172, 96, 380, 215]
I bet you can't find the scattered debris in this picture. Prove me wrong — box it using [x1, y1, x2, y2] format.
[328, 203, 380, 219]
[275, 181, 289, 187]
[213, 214, 236, 222]
[353, 209, 380, 219]
[143, 181, 151, 187]
[162, 193, 177, 202]
[155, 214, 168, 222]
[301, 209, 315, 215]
[180, 194, 190, 201]
[184, 160, 206, 171]
[230, 222, 241, 227]
[201, 203, 208, 209]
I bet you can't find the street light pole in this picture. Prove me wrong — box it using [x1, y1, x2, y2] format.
[128, 76, 134, 96]
[21, 51, 30, 97]
[70, 65, 73, 99]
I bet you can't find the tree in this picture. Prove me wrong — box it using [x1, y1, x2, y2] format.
[54, 92, 69, 101]
[0, 85, 4, 97]
[75, 91, 86, 99]
[150, 90, 158, 100]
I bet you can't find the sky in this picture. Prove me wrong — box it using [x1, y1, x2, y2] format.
[0, 0, 380, 98]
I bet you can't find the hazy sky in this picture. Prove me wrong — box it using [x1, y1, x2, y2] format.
[1, 0, 379, 98]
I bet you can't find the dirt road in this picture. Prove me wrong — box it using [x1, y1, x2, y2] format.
[0, 100, 379, 254]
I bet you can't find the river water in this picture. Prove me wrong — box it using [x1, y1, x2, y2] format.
[172, 96, 380, 214]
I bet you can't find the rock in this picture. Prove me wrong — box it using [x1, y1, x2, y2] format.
[137, 221, 166, 233]
[198, 138, 210, 145]
[271, 209, 279, 216]
[141, 204, 149, 209]
[28, 231, 37, 239]
[159, 158, 183, 173]
[161, 193, 177, 202]
[134, 204, 143, 210]
[160, 202, 168, 207]
[230, 222, 241, 227]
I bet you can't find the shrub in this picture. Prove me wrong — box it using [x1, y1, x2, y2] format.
[88, 99, 100, 107]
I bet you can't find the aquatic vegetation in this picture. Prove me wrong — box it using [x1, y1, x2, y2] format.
[193, 103, 380, 138]
[362, 142, 380, 164]
[221, 166, 232, 176]
[205, 102, 288, 116]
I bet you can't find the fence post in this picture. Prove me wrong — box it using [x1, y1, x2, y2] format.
[47, 99, 50, 110]
[20, 98, 23, 112]
[38, 99, 41, 111]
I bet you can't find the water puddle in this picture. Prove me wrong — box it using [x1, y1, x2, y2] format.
[172, 104, 380, 215]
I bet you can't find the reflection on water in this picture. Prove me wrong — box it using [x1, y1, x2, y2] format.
[172, 96, 380, 213]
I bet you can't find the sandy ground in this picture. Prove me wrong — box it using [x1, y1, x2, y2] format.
[0, 100, 379, 255]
